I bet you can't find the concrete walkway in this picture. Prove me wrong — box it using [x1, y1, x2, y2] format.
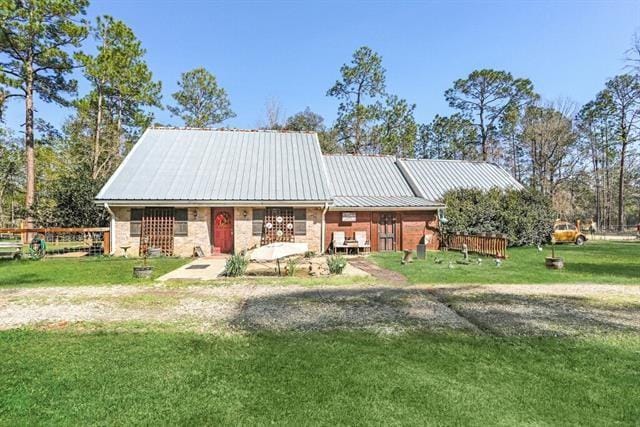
[157, 256, 227, 281]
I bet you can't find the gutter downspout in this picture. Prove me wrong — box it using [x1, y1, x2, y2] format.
[104, 203, 116, 255]
[321, 202, 329, 254]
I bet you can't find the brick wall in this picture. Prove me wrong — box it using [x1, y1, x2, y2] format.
[174, 207, 211, 256]
[297, 207, 323, 253]
[325, 210, 440, 252]
[112, 207, 138, 257]
[233, 207, 323, 254]
[110, 206, 211, 257]
[325, 211, 373, 252]
[234, 207, 261, 253]
[111, 206, 323, 257]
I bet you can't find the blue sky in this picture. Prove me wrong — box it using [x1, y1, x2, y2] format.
[3, 0, 640, 133]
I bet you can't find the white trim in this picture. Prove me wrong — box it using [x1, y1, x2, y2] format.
[328, 206, 442, 212]
[321, 202, 329, 253]
[95, 200, 332, 207]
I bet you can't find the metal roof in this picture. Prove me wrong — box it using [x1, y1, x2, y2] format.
[332, 196, 443, 208]
[96, 128, 332, 202]
[323, 155, 442, 208]
[324, 155, 415, 197]
[397, 159, 524, 201]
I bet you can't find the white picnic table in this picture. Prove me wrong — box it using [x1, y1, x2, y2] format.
[0, 241, 23, 259]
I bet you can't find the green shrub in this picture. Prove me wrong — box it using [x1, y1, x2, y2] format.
[327, 255, 347, 274]
[442, 187, 555, 246]
[285, 258, 299, 276]
[223, 254, 249, 277]
[304, 251, 316, 258]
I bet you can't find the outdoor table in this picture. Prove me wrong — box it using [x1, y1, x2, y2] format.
[343, 239, 359, 255]
[120, 245, 131, 258]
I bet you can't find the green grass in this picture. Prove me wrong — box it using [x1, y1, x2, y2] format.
[0, 257, 188, 287]
[0, 330, 638, 425]
[372, 241, 640, 284]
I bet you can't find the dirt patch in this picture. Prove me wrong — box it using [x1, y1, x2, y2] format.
[349, 258, 408, 285]
[0, 283, 469, 334]
[0, 283, 638, 336]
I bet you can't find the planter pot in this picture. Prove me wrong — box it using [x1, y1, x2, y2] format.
[545, 256, 564, 270]
[133, 266, 154, 278]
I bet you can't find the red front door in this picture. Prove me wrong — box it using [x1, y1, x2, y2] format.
[212, 208, 234, 254]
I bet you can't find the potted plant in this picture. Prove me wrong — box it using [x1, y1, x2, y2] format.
[133, 238, 154, 278]
[545, 237, 564, 269]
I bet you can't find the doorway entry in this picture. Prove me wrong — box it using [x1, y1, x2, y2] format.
[212, 208, 234, 254]
[378, 213, 397, 251]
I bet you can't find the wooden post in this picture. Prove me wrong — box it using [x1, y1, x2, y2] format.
[103, 231, 111, 255]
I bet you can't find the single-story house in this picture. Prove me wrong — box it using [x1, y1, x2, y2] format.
[96, 127, 522, 257]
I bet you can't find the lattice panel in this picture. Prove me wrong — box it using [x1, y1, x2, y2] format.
[140, 208, 175, 256]
[261, 207, 294, 245]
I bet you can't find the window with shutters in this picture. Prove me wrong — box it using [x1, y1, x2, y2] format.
[130, 208, 143, 237]
[175, 208, 188, 236]
[294, 209, 306, 236]
[252, 209, 265, 236]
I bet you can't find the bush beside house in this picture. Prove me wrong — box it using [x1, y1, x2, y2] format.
[442, 188, 555, 246]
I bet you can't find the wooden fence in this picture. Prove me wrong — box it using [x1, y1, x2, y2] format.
[0, 227, 110, 256]
[445, 232, 508, 258]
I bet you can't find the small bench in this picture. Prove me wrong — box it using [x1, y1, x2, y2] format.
[0, 242, 23, 259]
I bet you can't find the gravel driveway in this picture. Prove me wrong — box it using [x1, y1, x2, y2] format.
[2, 282, 639, 336]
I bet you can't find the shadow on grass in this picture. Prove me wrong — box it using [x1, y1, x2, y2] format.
[430, 286, 640, 336]
[218, 285, 640, 337]
[563, 262, 640, 279]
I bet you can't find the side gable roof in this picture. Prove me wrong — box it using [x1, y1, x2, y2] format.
[96, 128, 332, 203]
[397, 159, 524, 201]
[323, 155, 442, 208]
[324, 155, 414, 197]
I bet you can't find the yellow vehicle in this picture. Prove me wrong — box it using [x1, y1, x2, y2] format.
[553, 221, 587, 245]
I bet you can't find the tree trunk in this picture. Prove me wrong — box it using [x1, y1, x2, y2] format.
[24, 60, 35, 227]
[479, 108, 487, 161]
[604, 130, 611, 231]
[617, 141, 627, 232]
[92, 86, 103, 179]
[354, 89, 362, 154]
[591, 139, 601, 228]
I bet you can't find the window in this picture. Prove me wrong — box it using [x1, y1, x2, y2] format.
[252, 209, 265, 236]
[294, 209, 306, 236]
[130, 208, 143, 237]
[567, 224, 577, 231]
[175, 208, 188, 236]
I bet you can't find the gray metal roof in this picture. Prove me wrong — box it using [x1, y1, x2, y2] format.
[324, 155, 415, 197]
[96, 128, 332, 202]
[323, 155, 441, 208]
[397, 159, 523, 201]
[333, 196, 443, 208]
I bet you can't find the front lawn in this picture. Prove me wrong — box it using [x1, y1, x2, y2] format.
[371, 241, 640, 284]
[0, 257, 188, 287]
[0, 330, 638, 425]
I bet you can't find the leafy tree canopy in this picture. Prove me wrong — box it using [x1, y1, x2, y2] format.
[445, 69, 537, 161]
[168, 67, 235, 127]
[284, 107, 325, 132]
[417, 113, 479, 160]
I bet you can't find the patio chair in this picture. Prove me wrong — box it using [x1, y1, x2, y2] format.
[332, 231, 348, 254]
[354, 231, 370, 254]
